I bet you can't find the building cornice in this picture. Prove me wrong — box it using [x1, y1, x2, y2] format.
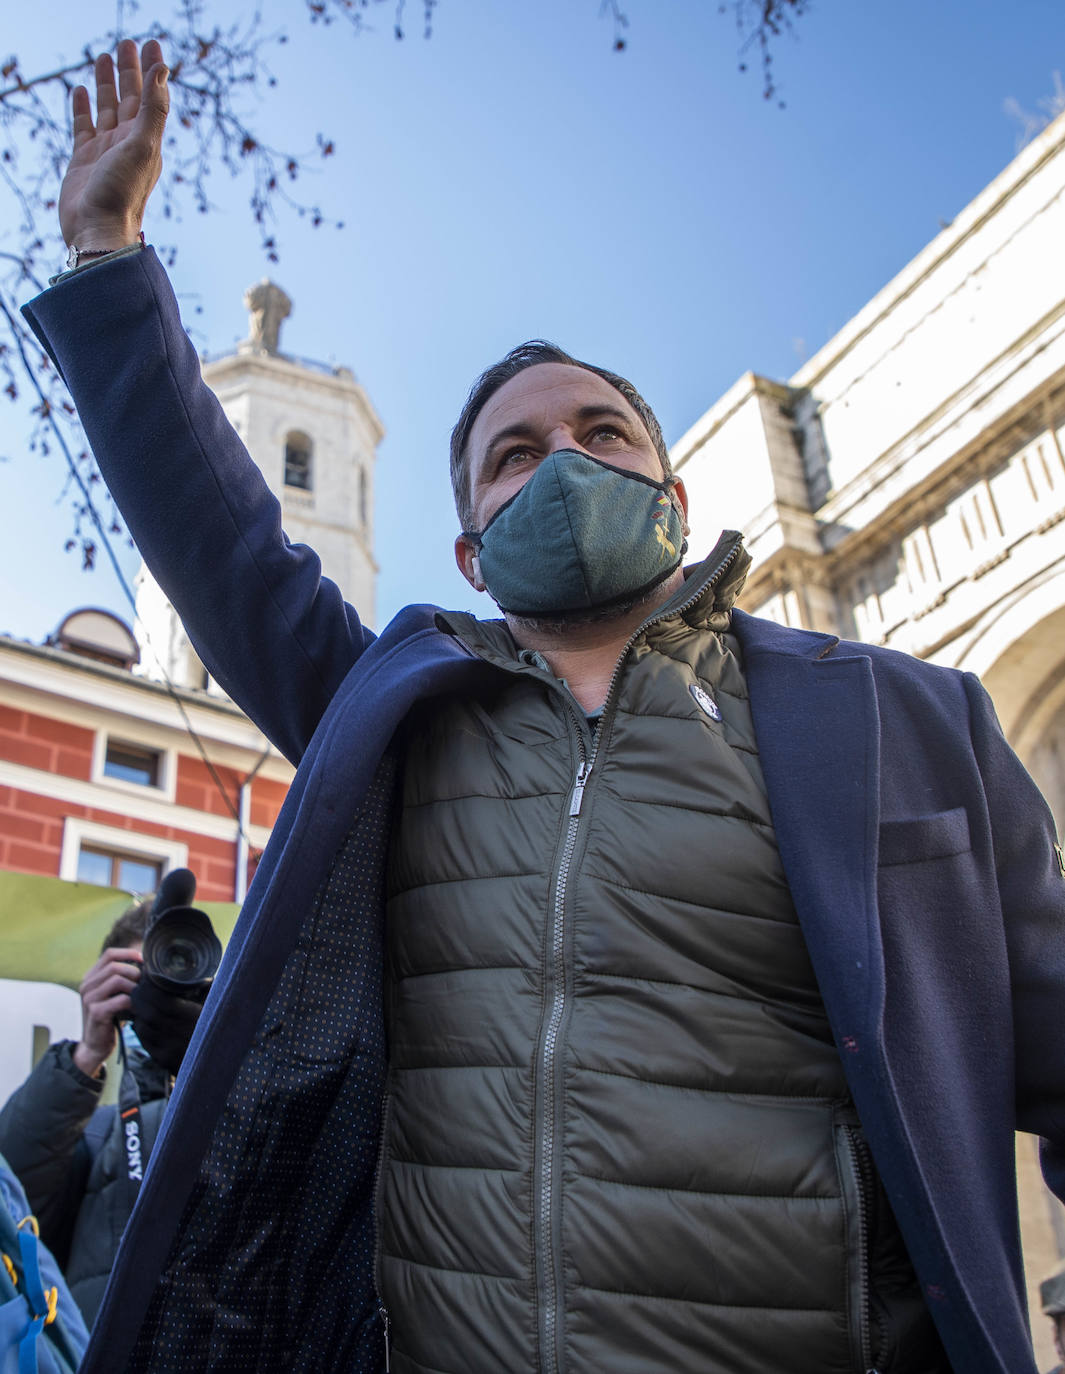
[818, 359, 1065, 574]
[203, 350, 385, 444]
[671, 371, 797, 471]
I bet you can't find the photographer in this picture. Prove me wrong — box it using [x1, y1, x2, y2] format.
[0, 875, 212, 1325]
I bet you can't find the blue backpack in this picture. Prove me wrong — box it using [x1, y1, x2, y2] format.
[0, 1156, 88, 1374]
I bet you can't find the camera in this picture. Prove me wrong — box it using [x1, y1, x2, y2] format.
[142, 868, 222, 1001]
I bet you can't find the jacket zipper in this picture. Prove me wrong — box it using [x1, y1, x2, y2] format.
[838, 1120, 875, 1374]
[372, 1084, 393, 1371]
[537, 734, 589, 1374]
[534, 535, 745, 1374]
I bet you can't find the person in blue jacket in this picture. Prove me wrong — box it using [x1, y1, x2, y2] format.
[0, 1153, 89, 1374]
[19, 36, 1065, 1374]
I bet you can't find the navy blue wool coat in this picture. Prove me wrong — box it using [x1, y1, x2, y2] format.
[24, 250, 1065, 1374]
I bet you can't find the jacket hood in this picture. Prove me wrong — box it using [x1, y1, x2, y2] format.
[670, 529, 750, 631]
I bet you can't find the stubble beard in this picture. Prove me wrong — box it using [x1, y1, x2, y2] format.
[505, 582, 671, 640]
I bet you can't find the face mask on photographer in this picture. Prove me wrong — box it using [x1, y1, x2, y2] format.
[464, 449, 687, 619]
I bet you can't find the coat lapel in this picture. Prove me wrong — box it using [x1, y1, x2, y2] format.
[731, 611, 884, 1044]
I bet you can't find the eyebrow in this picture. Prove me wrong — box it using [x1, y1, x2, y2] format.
[482, 403, 637, 462]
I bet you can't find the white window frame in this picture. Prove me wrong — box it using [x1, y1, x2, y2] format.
[91, 730, 177, 804]
[60, 817, 188, 890]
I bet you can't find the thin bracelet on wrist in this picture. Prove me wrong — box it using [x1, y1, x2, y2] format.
[65, 231, 145, 271]
[49, 233, 146, 287]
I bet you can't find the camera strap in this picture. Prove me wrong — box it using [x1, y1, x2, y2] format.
[116, 1031, 146, 1211]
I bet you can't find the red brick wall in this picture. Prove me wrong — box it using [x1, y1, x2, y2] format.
[250, 775, 287, 829]
[173, 757, 287, 827]
[175, 754, 242, 817]
[0, 706, 94, 780]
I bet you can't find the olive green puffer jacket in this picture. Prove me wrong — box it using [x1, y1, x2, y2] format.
[376, 544, 944, 1373]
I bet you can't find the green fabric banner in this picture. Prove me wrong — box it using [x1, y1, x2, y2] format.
[0, 870, 240, 991]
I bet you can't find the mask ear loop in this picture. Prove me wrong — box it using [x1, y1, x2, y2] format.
[459, 531, 487, 592]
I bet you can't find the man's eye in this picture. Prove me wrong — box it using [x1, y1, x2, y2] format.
[590, 426, 623, 443]
[500, 448, 535, 466]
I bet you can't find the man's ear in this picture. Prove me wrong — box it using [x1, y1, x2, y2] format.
[455, 534, 486, 592]
[671, 477, 690, 537]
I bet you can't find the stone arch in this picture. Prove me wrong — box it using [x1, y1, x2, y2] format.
[1025, 681, 1065, 840]
[949, 562, 1065, 835]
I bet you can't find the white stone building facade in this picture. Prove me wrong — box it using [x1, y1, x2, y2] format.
[674, 112, 1065, 839]
[671, 110, 1065, 1360]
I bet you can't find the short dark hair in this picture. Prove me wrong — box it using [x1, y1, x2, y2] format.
[100, 897, 153, 954]
[449, 340, 672, 531]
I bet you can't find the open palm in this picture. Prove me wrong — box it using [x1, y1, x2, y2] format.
[58, 37, 169, 250]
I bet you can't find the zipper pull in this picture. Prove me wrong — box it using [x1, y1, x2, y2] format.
[379, 1304, 391, 1371]
[570, 760, 591, 816]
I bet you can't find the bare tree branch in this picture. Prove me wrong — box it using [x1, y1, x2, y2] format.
[725, 0, 809, 104]
[0, 0, 811, 574]
[0, 0, 345, 568]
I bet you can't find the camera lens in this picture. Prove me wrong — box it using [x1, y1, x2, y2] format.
[143, 907, 222, 994]
[155, 933, 211, 983]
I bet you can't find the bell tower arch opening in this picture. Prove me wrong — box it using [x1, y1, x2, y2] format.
[284, 431, 314, 492]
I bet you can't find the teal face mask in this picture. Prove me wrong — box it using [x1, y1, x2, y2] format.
[466, 449, 686, 618]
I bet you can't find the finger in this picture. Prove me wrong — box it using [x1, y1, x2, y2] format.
[85, 946, 144, 978]
[91, 993, 134, 1022]
[71, 85, 95, 148]
[141, 38, 164, 75]
[95, 52, 119, 131]
[105, 947, 144, 967]
[85, 981, 137, 1015]
[81, 956, 143, 998]
[117, 38, 143, 120]
[92, 968, 143, 999]
[136, 58, 170, 141]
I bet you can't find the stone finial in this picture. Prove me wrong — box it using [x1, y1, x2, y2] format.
[243, 279, 292, 355]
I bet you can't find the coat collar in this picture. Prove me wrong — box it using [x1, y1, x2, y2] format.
[730, 606, 840, 661]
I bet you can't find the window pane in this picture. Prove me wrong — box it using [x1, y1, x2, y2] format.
[104, 740, 159, 787]
[77, 848, 114, 887]
[116, 857, 161, 895]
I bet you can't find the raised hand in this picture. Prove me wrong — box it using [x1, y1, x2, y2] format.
[72, 945, 145, 1079]
[58, 37, 169, 253]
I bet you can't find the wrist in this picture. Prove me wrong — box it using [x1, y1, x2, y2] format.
[72, 1040, 107, 1080]
[50, 235, 146, 287]
[64, 218, 143, 254]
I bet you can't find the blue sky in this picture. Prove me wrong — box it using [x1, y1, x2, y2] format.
[1, 0, 1063, 638]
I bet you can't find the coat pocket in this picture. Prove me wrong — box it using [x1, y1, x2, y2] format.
[877, 807, 970, 867]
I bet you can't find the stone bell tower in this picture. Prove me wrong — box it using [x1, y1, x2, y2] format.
[134, 280, 384, 691]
